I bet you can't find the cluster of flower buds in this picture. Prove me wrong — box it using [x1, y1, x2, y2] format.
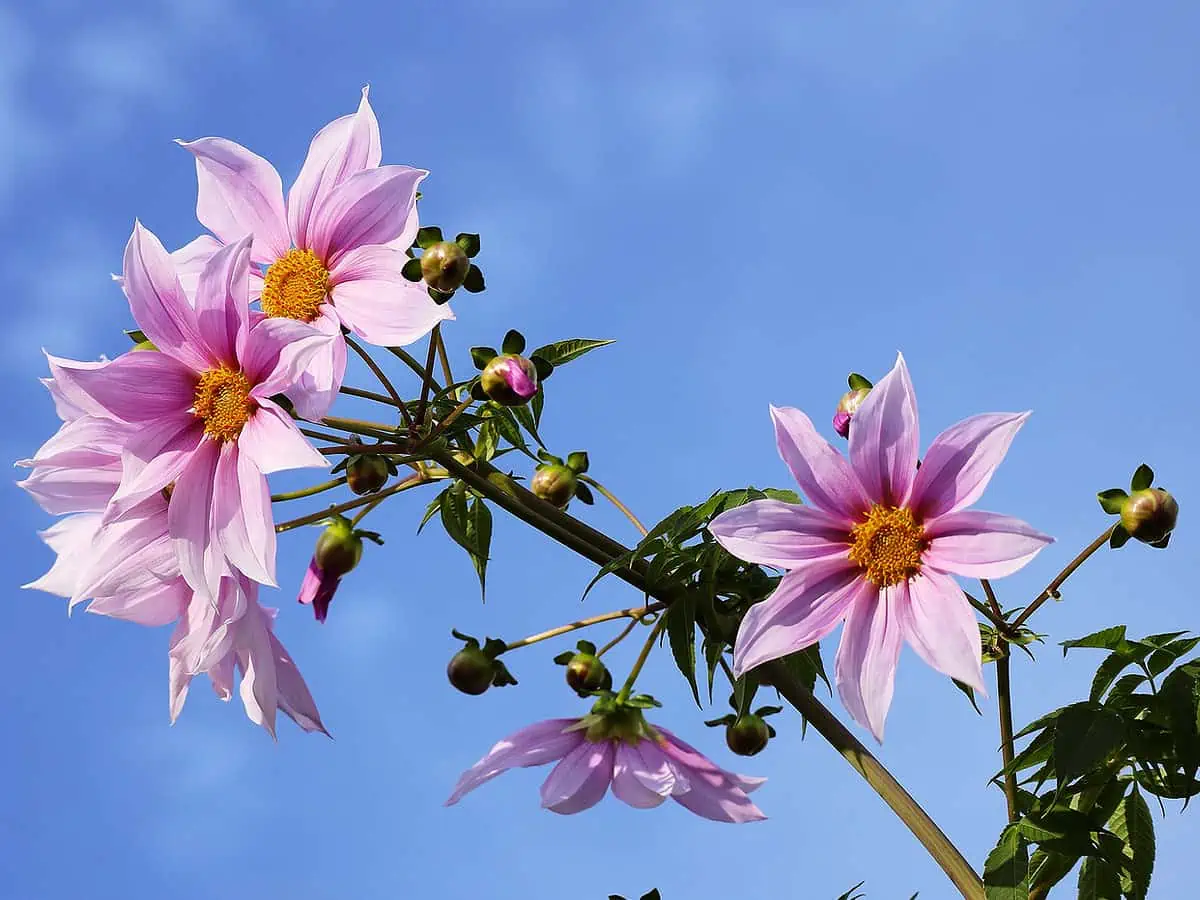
[553, 639, 613, 696]
[833, 372, 873, 438]
[446, 630, 518, 695]
[470, 330, 554, 406]
[401, 226, 485, 303]
[1098, 464, 1179, 549]
[531, 450, 594, 509]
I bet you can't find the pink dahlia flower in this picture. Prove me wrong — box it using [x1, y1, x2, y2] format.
[708, 353, 1053, 742]
[175, 87, 453, 419]
[446, 718, 765, 823]
[54, 224, 328, 597]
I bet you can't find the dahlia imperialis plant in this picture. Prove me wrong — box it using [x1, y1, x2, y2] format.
[17, 90, 1194, 899]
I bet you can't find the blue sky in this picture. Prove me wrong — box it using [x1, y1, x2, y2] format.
[2, 1, 1199, 897]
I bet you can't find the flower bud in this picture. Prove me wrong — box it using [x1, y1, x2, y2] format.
[420, 241, 472, 293]
[480, 354, 538, 406]
[314, 517, 363, 577]
[566, 652, 611, 695]
[531, 464, 578, 508]
[725, 714, 771, 756]
[346, 455, 389, 495]
[833, 388, 870, 438]
[1121, 488, 1178, 545]
[447, 646, 495, 695]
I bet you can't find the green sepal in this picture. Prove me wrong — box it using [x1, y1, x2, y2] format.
[428, 286, 454, 305]
[536, 449, 563, 465]
[1130, 464, 1155, 492]
[574, 482, 595, 505]
[847, 373, 873, 391]
[401, 257, 423, 282]
[1097, 488, 1128, 515]
[470, 380, 487, 401]
[566, 451, 589, 473]
[470, 346, 498, 370]
[462, 264, 486, 293]
[552, 650, 575, 665]
[501, 329, 526, 355]
[1110, 524, 1131, 549]
[490, 659, 518, 687]
[416, 226, 443, 249]
[125, 329, 148, 344]
[455, 232, 481, 257]
[704, 714, 737, 728]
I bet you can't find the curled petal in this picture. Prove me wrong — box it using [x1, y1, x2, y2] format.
[709, 498, 850, 570]
[540, 740, 614, 815]
[655, 729, 766, 823]
[193, 234, 253, 366]
[24, 514, 103, 598]
[285, 306, 345, 421]
[177, 137, 289, 263]
[87, 579, 187, 626]
[912, 412, 1031, 520]
[43, 354, 114, 420]
[171, 234, 222, 298]
[21, 415, 129, 470]
[898, 569, 985, 694]
[106, 415, 204, 521]
[835, 588, 903, 743]
[307, 165, 427, 266]
[270, 629, 328, 734]
[610, 742, 673, 809]
[924, 510, 1054, 579]
[18, 464, 121, 515]
[849, 352, 919, 508]
[770, 405, 869, 521]
[242, 317, 327, 397]
[329, 246, 454, 347]
[446, 719, 584, 806]
[236, 599, 280, 738]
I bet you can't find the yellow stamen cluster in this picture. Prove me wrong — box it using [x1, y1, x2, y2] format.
[848, 505, 927, 586]
[193, 368, 255, 442]
[260, 248, 329, 322]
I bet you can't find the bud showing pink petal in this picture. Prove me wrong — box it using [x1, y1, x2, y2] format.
[346, 454, 389, 495]
[420, 241, 472, 293]
[481, 354, 539, 406]
[566, 651, 611, 695]
[531, 463, 578, 508]
[833, 387, 870, 438]
[299, 517, 364, 622]
[1121, 488, 1178, 545]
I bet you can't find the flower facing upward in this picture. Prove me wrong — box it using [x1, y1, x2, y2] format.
[708, 353, 1053, 742]
[446, 715, 765, 823]
[174, 87, 453, 419]
[55, 224, 328, 598]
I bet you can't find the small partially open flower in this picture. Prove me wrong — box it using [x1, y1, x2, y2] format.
[1121, 488, 1178, 545]
[299, 516, 365, 622]
[420, 241, 472, 293]
[346, 454, 389, 495]
[532, 464, 578, 508]
[833, 388, 870, 438]
[480, 354, 538, 406]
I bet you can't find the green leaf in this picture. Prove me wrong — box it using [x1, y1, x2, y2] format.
[666, 595, 700, 707]
[566, 451, 589, 473]
[834, 882, 866, 900]
[761, 487, 802, 504]
[1097, 488, 1128, 515]
[501, 329, 525, 355]
[401, 257, 423, 282]
[530, 355, 554, 381]
[1076, 856, 1121, 899]
[511, 402, 546, 448]
[734, 675, 758, 719]
[474, 418, 499, 462]
[462, 264, 485, 293]
[417, 489, 448, 533]
[703, 637, 724, 703]
[528, 338, 614, 367]
[416, 225, 443, 248]
[1159, 667, 1200, 777]
[536, 449, 562, 465]
[1062, 627, 1128, 655]
[640, 891, 661, 900]
[1107, 786, 1155, 899]
[1130, 464, 1154, 492]
[953, 678, 983, 714]
[466, 498, 492, 600]
[1053, 704, 1127, 789]
[470, 346, 497, 370]
[455, 232, 480, 257]
[983, 824, 1030, 899]
[1109, 525, 1131, 549]
[531, 384, 545, 428]
[847, 373, 873, 391]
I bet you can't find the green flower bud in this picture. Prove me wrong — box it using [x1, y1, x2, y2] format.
[480, 354, 538, 406]
[447, 646, 494, 695]
[725, 714, 771, 756]
[314, 517, 363, 577]
[1121, 488, 1178, 544]
[420, 241, 471, 293]
[531, 464, 578, 508]
[566, 652, 611, 695]
[346, 455, 389, 495]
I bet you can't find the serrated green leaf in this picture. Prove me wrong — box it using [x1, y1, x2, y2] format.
[511, 402, 546, 448]
[1097, 488, 1128, 515]
[703, 637, 724, 703]
[1076, 856, 1121, 899]
[1130, 464, 1154, 492]
[501, 329, 525, 355]
[1107, 786, 1155, 899]
[983, 824, 1030, 899]
[667, 596, 700, 707]
[1054, 704, 1127, 789]
[474, 418, 499, 462]
[834, 881, 866, 900]
[760, 487, 802, 504]
[417, 488, 449, 533]
[466, 498, 492, 600]
[953, 678, 983, 714]
[1062, 627, 1128, 655]
[528, 338, 614, 367]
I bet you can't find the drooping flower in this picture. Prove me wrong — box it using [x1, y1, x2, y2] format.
[174, 87, 453, 419]
[446, 716, 765, 823]
[53, 224, 328, 598]
[297, 515, 364, 622]
[708, 353, 1053, 742]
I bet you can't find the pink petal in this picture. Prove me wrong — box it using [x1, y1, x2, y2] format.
[446, 719, 584, 805]
[43, 354, 114, 420]
[732, 559, 865, 677]
[106, 415, 204, 521]
[236, 599, 280, 738]
[209, 653, 236, 702]
[288, 86, 382, 250]
[177, 137, 289, 263]
[848, 352, 919, 508]
[708, 498, 850, 570]
[911, 412, 1031, 520]
[63, 350, 196, 423]
[169, 438, 222, 598]
[897, 569, 985, 694]
[835, 588, 903, 743]
[73, 503, 175, 603]
[171, 234, 222, 298]
[610, 742, 673, 809]
[328, 245, 454, 346]
[23, 415, 129, 469]
[121, 222, 213, 372]
[656, 731, 766, 823]
[239, 399, 326, 474]
[306, 165, 427, 266]
[241, 316, 327, 397]
[270, 629, 328, 734]
[923, 510, 1054, 578]
[24, 514, 103, 597]
[193, 234, 253, 366]
[87, 580, 187, 626]
[213, 443, 277, 587]
[540, 740, 614, 815]
[285, 308, 345, 421]
[18, 464, 121, 515]
[770, 405, 869, 521]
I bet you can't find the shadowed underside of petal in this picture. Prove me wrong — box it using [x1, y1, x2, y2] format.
[540, 740, 615, 815]
[446, 719, 584, 806]
[610, 742, 673, 809]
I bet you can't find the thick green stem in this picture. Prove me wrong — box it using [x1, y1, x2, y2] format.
[995, 648, 1019, 822]
[320, 415, 400, 441]
[431, 449, 983, 898]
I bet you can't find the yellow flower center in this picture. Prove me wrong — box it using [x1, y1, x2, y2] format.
[848, 505, 927, 587]
[193, 368, 255, 442]
[260, 248, 329, 322]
